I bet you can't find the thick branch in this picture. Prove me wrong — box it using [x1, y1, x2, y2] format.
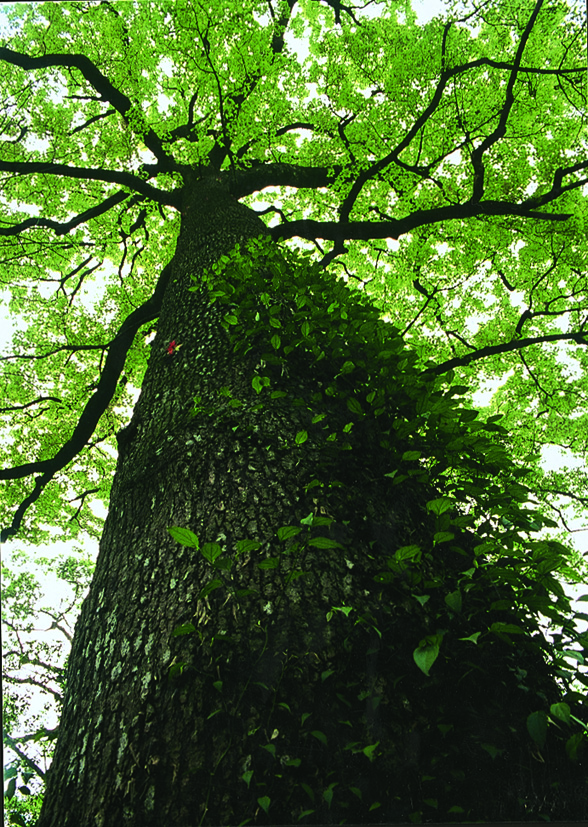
[0, 160, 181, 210]
[0, 190, 132, 236]
[269, 199, 573, 244]
[231, 161, 343, 199]
[469, 0, 543, 202]
[0, 46, 172, 166]
[422, 331, 588, 376]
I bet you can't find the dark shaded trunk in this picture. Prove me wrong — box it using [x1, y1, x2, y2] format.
[37, 172, 587, 826]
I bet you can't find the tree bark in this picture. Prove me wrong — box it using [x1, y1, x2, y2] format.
[36, 171, 587, 826]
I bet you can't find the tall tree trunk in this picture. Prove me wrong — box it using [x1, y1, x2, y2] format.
[37, 171, 586, 826]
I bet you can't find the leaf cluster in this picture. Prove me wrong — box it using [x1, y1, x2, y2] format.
[161, 236, 588, 821]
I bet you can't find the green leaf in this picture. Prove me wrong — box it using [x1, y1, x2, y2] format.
[562, 650, 585, 664]
[257, 795, 271, 814]
[311, 730, 328, 744]
[236, 539, 262, 555]
[402, 450, 421, 461]
[270, 333, 281, 349]
[307, 536, 343, 549]
[201, 543, 222, 563]
[277, 526, 301, 541]
[346, 397, 363, 415]
[258, 557, 280, 569]
[566, 732, 584, 761]
[426, 497, 453, 516]
[395, 544, 421, 563]
[527, 710, 548, 748]
[285, 569, 308, 584]
[242, 770, 253, 788]
[301, 783, 315, 803]
[323, 781, 337, 806]
[444, 590, 462, 613]
[168, 526, 199, 548]
[550, 702, 571, 725]
[480, 743, 504, 760]
[295, 430, 308, 444]
[362, 741, 379, 761]
[198, 579, 223, 599]
[171, 623, 195, 637]
[459, 632, 481, 644]
[460, 409, 479, 422]
[252, 375, 270, 393]
[413, 634, 442, 676]
[168, 661, 187, 678]
[434, 531, 454, 544]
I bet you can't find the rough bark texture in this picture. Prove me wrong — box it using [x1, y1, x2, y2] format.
[37, 171, 588, 826]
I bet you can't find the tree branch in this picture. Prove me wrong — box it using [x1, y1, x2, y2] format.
[422, 331, 588, 376]
[0, 46, 172, 167]
[469, 0, 544, 202]
[3, 733, 46, 781]
[269, 198, 573, 245]
[0, 161, 180, 210]
[0, 259, 175, 542]
[231, 161, 343, 198]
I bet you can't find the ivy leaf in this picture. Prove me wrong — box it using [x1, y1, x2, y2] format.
[277, 526, 302, 540]
[257, 796, 271, 814]
[527, 710, 548, 748]
[308, 536, 343, 549]
[171, 623, 195, 637]
[413, 634, 443, 676]
[235, 539, 262, 555]
[168, 526, 199, 548]
[550, 702, 571, 725]
[201, 543, 222, 563]
[426, 497, 454, 516]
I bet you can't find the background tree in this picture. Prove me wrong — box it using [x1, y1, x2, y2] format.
[1, 0, 588, 824]
[2, 550, 93, 826]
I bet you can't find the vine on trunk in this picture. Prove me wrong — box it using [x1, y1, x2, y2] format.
[162, 237, 588, 822]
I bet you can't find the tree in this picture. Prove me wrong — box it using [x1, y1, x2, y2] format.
[1, 0, 588, 823]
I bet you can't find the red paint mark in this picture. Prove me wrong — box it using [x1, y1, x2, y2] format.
[167, 340, 182, 355]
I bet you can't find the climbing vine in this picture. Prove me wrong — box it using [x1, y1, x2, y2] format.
[163, 237, 588, 823]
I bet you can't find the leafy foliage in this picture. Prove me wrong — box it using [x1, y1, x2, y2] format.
[161, 236, 588, 820]
[1, 0, 588, 821]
